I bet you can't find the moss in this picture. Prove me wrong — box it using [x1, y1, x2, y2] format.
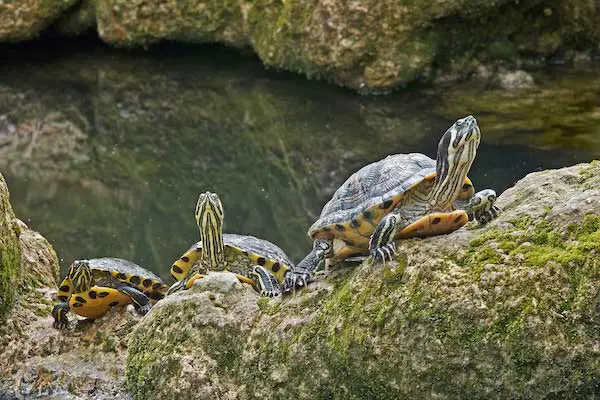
[0, 174, 22, 321]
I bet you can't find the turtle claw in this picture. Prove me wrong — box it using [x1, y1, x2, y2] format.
[282, 270, 312, 295]
[477, 205, 501, 225]
[372, 242, 396, 263]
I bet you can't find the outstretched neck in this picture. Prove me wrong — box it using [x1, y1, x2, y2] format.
[199, 215, 225, 269]
[428, 139, 475, 212]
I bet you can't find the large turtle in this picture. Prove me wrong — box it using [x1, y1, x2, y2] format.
[283, 115, 499, 292]
[167, 192, 293, 297]
[52, 258, 167, 329]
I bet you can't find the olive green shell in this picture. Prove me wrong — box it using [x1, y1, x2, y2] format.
[308, 153, 437, 240]
[170, 233, 293, 284]
[85, 257, 166, 299]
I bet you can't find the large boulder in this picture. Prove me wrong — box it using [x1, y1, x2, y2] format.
[126, 161, 600, 399]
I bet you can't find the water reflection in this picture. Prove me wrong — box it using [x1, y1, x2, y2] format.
[1, 43, 597, 280]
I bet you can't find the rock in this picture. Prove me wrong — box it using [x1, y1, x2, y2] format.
[0, 174, 137, 399]
[0, 0, 78, 41]
[53, 0, 97, 36]
[497, 70, 535, 90]
[0, 173, 21, 321]
[127, 161, 600, 399]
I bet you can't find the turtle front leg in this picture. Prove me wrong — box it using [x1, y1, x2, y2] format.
[464, 189, 500, 225]
[52, 302, 71, 329]
[117, 285, 152, 316]
[282, 238, 332, 295]
[250, 266, 281, 297]
[369, 213, 405, 263]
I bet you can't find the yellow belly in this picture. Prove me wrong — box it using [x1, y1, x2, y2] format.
[68, 286, 132, 319]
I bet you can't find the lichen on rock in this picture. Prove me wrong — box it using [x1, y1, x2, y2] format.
[126, 161, 600, 399]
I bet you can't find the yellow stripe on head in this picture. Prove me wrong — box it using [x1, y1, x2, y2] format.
[195, 192, 225, 270]
[68, 260, 93, 293]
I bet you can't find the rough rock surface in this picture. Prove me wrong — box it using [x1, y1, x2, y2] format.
[0, 174, 138, 399]
[127, 161, 600, 399]
[0, 0, 77, 41]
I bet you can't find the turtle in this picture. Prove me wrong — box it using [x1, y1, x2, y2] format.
[52, 257, 168, 329]
[283, 115, 500, 292]
[166, 191, 294, 297]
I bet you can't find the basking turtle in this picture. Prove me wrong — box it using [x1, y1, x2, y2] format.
[52, 258, 167, 329]
[283, 115, 499, 292]
[167, 192, 293, 297]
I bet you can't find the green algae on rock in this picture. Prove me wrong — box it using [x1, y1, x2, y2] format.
[126, 161, 600, 399]
[0, 173, 21, 321]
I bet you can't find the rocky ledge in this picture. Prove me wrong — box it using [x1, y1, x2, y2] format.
[126, 161, 600, 399]
[0, 161, 599, 399]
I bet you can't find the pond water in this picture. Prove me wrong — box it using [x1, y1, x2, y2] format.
[1, 40, 599, 281]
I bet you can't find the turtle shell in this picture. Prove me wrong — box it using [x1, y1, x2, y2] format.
[170, 234, 293, 284]
[308, 153, 448, 247]
[86, 257, 167, 300]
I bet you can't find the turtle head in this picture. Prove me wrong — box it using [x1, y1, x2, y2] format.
[68, 260, 92, 293]
[430, 116, 480, 210]
[195, 192, 225, 268]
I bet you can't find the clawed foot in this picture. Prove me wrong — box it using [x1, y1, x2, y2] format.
[281, 270, 313, 295]
[370, 242, 397, 263]
[476, 205, 501, 225]
[260, 288, 281, 298]
[52, 304, 70, 330]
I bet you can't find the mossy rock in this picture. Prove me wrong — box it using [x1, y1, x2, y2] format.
[0, 173, 21, 321]
[126, 161, 600, 399]
[92, 0, 600, 92]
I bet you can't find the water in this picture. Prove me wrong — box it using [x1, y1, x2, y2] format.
[1, 40, 598, 281]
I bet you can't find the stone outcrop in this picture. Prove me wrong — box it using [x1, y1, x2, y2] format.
[125, 161, 600, 399]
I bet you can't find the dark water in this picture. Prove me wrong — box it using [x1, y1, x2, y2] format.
[1, 41, 598, 281]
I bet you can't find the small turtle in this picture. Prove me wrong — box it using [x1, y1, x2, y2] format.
[167, 192, 293, 297]
[52, 258, 167, 329]
[284, 115, 499, 292]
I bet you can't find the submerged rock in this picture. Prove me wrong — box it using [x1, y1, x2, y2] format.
[127, 161, 600, 399]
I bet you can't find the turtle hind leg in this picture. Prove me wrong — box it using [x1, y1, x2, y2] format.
[250, 266, 281, 297]
[117, 285, 152, 316]
[52, 302, 70, 329]
[282, 238, 332, 295]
